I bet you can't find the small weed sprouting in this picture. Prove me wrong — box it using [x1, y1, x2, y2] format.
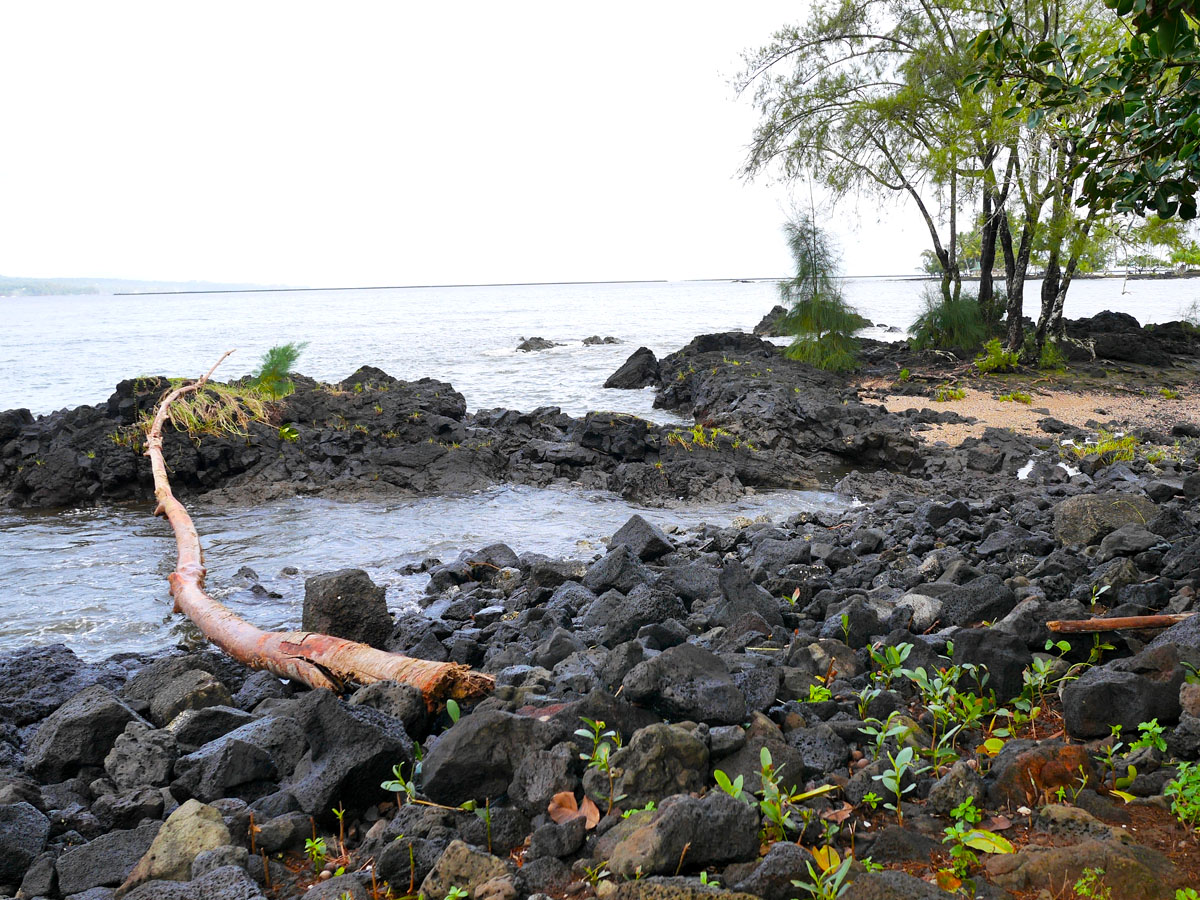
[871, 744, 927, 826]
[868, 641, 912, 689]
[1131, 718, 1167, 754]
[1073, 867, 1112, 900]
[443, 887, 469, 900]
[575, 717, 623, 812]
[997, 391, 1032, 404]
[975, 338, 1019, 374]
[897, 367, 911, 382]
[304, 835, 327, 873]
[1165, 761, 1200, 833]
[934, 384, 966, 402]
[446, 699, 461, 724]
[806, 681, 833, 703]
[1064, 431, 1139, 467]
[1038, 339, 1069, 370]
[1161, 387, 1181, 399]
[278, 423, 300, 442]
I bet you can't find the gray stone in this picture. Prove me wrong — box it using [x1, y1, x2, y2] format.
[584, 723, 709, 808]
[926, 760, 985, 817]
[115, 800, 232, 895]
[56, 821, 161, 895]
[167, 706, 254, 751]
[622, 643, 746, 726]
[0, 801, 50, 882]
[172, 739, 276, 803]
[302, 569, 392, 649]
[105, 722, 179, 791]
[607, 792, 759, 878]
[24, 684, 145, 782]
[419, 840, 510, 900]
[149, 671, 233, 728]
[302, 874, 369, 900]
[610, 514, 675, 561]
[348, 681, 427, 734]
[1052, 493, 1157, 546]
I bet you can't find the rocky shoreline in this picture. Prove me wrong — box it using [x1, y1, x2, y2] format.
[4, 313, 1200, 900]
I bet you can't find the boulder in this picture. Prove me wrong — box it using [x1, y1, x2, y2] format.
[56, 821, 162, 895]
[347, 680, 427, 735]
[583, 723, 709, 808]
[0, 643, 127, 727]
[610, 514, 675, 561]
[419, 839, 510, 900]
[1097, 523, 1162, 562]
[937, 575, 1018, 627]
[24, 684, 144, 782]
[167, 706, 254, 751]
[582, 545, 654, 594]
[302, 569, 392, 649]
[842, 871, 952, 899]
[716, 559, 784, 628]
[0, 801, 50, 883]
[123, 864, 265, 900]
[731, 841, 816, 900]
[517, 337, 561, 352]
[985, 838, 1186, 899]
[172, 737, 277, 803]
[622, 643, 747, 725]
[607, 792, 759, 878]
[987, 740, 1097, 808]
[1052, 492, 1157, 546]
[604, 347, 660, 389]
[105, 723, 179, 792]
[149, 670, 234, 727]
[420, 709, 560, 805]
[284, 689, 414, 814]
[1062, 644, 1193, 737]
[115, 800, 232, 897]
[947, 627, 1032, 703]
[508, 745, 578, 818]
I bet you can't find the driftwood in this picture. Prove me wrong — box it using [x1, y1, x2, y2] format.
[1046, 612, 1195, 634]
[145, 350, 492, 706]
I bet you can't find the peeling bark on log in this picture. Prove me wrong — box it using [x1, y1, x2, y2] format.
[1047, 612, 1194, 634]
[145, 351, 493, 707]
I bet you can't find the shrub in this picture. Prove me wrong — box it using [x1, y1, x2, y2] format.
[252, 342, 308, 400]
[1064, 431, 1139, 467]
[1038, 339, 1068, 370]
[778, 212, 861, 372]
[975, 338, 1019, 374]
[998, 391, 1032, 404]
[908, 288, 988, 351]
[934, 384, 966, 402]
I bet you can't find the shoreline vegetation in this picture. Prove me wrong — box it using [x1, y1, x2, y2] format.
[4, 308, 1200, 900]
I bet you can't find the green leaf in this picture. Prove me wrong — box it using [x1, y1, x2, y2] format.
[961, 830, 1015, 854]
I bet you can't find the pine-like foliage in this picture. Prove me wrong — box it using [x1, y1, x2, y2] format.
[778, 213, 861, 372]
[251, 342, 308, 400]
[908, 288, 988, 351]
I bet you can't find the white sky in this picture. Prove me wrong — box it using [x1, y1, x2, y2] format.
[0, 3, 932, 286]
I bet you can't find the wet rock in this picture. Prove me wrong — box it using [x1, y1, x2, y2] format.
[25, 684, 145, 782]
[115, 800, 232, 897]
[1063, 644, 1193, 737]
[104, 722, 179, 792]
[605, 347, 661, 389]
[517, 337, 561, 352]
[622, 643, 747, 725]
[610, 514, 675, 561]
[583, 545, 654, 594]
[607, 792, 759, 878]
[1052, 492, 1157, 546]
[56, 821, 162, 895]
[232, 671, 291, 711]
[584, 723, 709, 808]
[916, 499, 970, 530]
[302, 569, 392, 649]
[984, 838, 1186, 899]
[0, 801, 50, 883]
[420, 709, 560, 805]
[0, 643, 127, 727]
[419, 839, 510, 900]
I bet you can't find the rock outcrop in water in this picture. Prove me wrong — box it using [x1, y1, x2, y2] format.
[0, 336, 927, 510]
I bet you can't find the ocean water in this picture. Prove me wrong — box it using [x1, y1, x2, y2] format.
[0, 275, 1195, 658]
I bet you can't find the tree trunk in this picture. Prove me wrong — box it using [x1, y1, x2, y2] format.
[978, 189, 997, 323]
[145, 352, 493, 707]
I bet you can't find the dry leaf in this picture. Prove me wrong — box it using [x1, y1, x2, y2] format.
[987, 815, 1012, 831]
[580, 796, 601, 829]
[547, 791, 580, 824]
[820, 802, 854, 825]
[547, 791, 601, 830]
[935, 871, 963, 891]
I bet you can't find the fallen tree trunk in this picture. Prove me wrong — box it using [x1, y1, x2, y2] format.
[1047, 612, 1194, 634]
[145, 351, 492, 706]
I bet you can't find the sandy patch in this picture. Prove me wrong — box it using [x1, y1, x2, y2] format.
[865, 380, 1200, 447]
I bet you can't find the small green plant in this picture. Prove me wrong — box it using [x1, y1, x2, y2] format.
[1161, 387, 1181, 399]
[1165, 761, 1200, 833]
[622, 801, 657, 818]
[997, 391, 1032, 404]
[897, 367, 912, 382]
[1131, 718, 1167, 753]
[582, 863, 611, 886]
[714, 769, 749, 803]
[443, 887, 469, 900]
[698, 871, 720, 887]
[304, 836, 327, 873]
[1073, 867, 1112, 900]
[278, 423, 300, 442]
[858, 712, 909, 761]
[807, 682, 834, 703]
[975, 337, 1020, 374]
[934, 384, 966, 402]
[1038, 339, 1068, 370]
[861, 791, 882, 810]
[576, 717, 623, 812]
[868, 641, 912, 688]
[1065, 431, 1139, 467]
[446, 699, 461, 724]
[791, 855, 853, 900]
[251, 342, 307, 400]
[1176, 889, 1200, 900]
[871, 745, 927, 826]
[381, 762, 417, 804]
